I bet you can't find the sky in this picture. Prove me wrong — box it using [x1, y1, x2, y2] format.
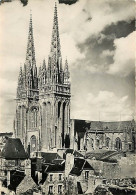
[0, 0, 135, 133]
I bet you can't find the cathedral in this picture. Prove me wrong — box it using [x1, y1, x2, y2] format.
[14, 3, 135, 154]
[14, 3, 71, 152]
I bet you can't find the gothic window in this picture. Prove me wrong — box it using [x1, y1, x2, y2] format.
[47, 102, 51, 128]
[58, 102, 61, 118]
[115, 137, 122, 151]
[96, 137, 100, 148]
[30, 108, 38, 128]
[55, 126, 57, 147]
[105, 137, 110, 148]
[17, 106, 21, 137]
[30, 135, 37, 152]
[62, 102, 66, 147]
[91, 138, 94, 149]
[65, 134, 70, 148]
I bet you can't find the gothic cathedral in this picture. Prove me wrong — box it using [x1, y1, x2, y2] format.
[14, 3, 71, 153]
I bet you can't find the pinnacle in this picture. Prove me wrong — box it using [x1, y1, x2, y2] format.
[64, 58, 69, 71]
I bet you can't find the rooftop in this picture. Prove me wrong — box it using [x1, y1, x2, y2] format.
[70, 158, 94, 176]
[0, 138, 28, 160]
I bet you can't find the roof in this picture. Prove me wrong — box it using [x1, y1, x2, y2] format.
[0, 132, 13, 136]
[34, 152, 62, 164]
[16, 174, 38, 194]
[70, 158, 94, 176]
[64, 149, 84, 159]
[0, 138, 28, 160]
[52, 159, 65, 165]
[8, 170, 25, 191]
[86, 150, 125, 162]
[46, 161, 65, 173]
[90, 121, 134, 132]
[72, 119, 135, 133]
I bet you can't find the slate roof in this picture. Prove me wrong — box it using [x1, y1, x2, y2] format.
[52, 159, 65, 165]
[86, 150, 125, 162]
[70, 158, 94, 176]
[90, 121, 134, 131]
[0, 138, 28, 160]
[34, 152, 62, 164]
[63, 149, 84, 159]
[8, 170, 25, 191]
[46, 161, 65, 173]
[0, 132, 13, 136]
[73, 119, 135, 133]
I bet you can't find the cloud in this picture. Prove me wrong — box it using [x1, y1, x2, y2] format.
[71, 90, 133, 121]
[101, 49, 114, 58]
[0, 0, 135, 132]
[108, 31, 135, 76]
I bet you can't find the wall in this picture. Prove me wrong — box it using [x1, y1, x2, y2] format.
[118, 155, 136, 178]
[86, 132, 126, 152]
[78, 169, 95, 193]
[42, 172, 65, 194]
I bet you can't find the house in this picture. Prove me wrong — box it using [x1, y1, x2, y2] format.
[41, 160, 65, 195]
[0, 137, 28, 192]
[68, 158, 95, 194]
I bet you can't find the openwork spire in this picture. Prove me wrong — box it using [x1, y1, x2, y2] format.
[50, 2, 61, 59]
[26, 12, 36, 67]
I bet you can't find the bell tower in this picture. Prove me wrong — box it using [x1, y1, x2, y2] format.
[14, 14, 39, 152]
[39, 3, 71, 150]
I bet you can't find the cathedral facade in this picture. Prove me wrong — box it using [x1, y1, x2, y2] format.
[14, 3, 135, 154]
[14, 4, 71, 152]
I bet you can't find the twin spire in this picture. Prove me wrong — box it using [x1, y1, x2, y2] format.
[50, 2, 61, 59]
[26, 12, 36, 66]
[17, 3, 70, 99]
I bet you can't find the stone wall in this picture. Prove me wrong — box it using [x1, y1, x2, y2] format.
[42, 172, 65, 194]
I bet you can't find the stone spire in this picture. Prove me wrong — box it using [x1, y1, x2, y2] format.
[26, 13, 36, 65]
[25, 12, 37, 85]
[24, 12, 38, 91]
[50, 2, 61, 60]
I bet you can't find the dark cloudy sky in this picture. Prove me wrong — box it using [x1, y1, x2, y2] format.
[0, 0, 135, 132]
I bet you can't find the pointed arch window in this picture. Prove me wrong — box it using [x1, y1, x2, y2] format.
[30, 107, 38, 128]
[115, 137, 122, 151]
[30, 135, 37, 152]
[105, 137, 110, 148]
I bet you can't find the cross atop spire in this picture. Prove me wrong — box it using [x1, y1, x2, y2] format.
[50, 2, 61, 59]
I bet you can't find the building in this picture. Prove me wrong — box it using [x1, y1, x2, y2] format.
[14, 3, 135, 156]
[14, 3, 71, 153]
[71, 119, 135, 152]
[0, 137, 27, 191]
